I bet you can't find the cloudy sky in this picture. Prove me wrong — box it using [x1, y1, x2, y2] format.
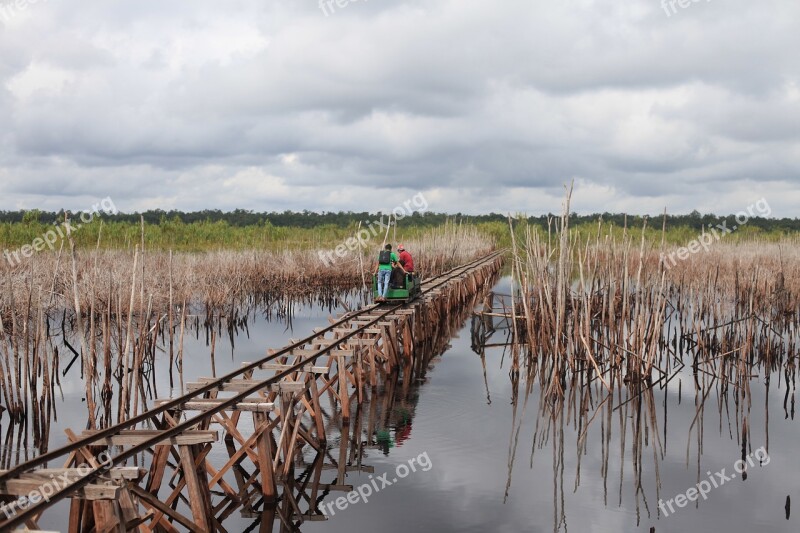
[0, 0, 798, 216]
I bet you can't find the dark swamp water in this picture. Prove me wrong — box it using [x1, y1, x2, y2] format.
[1, 276, 798, 532]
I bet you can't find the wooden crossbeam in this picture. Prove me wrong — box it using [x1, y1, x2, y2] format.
[293, 513, 328, 521]
[0, 475, 121, 501]
[277, 480, 353, 492]
[348, 338, 380, 346]
[308, 338, 337, 346]
[154, 398, 275, 412]
[80, 430, 219, 446]
[334, 327, 381, 334]
[350, 320, 396, 328]
[0, 467, 144, 482]
[319, 464, 375, 473]
[186, 378, 306, 394]
[259, 363, 329, 374]
[289, 349, 354, 357]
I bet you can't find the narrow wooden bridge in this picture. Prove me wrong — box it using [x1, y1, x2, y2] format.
[0, 251, 503, 532]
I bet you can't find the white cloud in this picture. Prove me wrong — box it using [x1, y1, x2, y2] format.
[0, 0, 798, 216]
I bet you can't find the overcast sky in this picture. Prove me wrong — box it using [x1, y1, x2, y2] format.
[0, 0, 798, 216]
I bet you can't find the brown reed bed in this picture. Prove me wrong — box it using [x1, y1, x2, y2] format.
[0, 223, 494, 452]
[476, 219, 798, 528]
[490, 187, 799, 527]
[508, 186, 798, 391]
[0, 222, 494, 315]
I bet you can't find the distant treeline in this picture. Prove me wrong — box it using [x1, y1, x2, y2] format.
[1, 208, 799, 232]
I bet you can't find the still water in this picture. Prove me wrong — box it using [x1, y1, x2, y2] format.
[3, 277, 797, 532]
[297, 281, 797, 533]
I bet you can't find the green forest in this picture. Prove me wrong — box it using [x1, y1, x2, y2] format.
[0, 208, 797, 253]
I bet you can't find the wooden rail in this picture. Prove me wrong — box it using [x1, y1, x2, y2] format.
[0, 251, 504, 532]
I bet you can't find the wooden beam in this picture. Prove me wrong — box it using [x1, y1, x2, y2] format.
[178, 445, 212, 531]
[154, 398, 275, 412]
[334, 328, 381, 335]
[259, 363, 329, 374]
[289, 349, 353, 357]
[0, 467, 144, 482]
[186, 378, 306, 394]
[80, 430, 219, 446]
[277, 480, 353, 492]
[0, 477, 120, 501]
[129, 484, 202, 533]
[320, 464, 375, 473]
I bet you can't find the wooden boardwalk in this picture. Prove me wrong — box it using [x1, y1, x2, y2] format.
[0, 252, 503, 532]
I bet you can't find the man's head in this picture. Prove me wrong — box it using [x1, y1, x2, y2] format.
[384, 244, 392, 251]
[398, 244, 405, 252]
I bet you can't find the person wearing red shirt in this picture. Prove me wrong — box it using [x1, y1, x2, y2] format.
[397, 244, 414, 273]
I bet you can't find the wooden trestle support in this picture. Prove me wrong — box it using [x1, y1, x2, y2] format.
[0, 252, 502, 532]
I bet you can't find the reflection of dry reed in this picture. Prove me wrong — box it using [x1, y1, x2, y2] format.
[492, 188, 798, 531]
[0, 224, 494, 454]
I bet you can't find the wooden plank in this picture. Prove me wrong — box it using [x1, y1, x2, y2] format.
[350, 320, 396, 328]
[118, 486, 145, 530]
[259, 363, 329, 374]
[335, 328, 381, 335]
[0, 477, 120, 500]
[345, 337, 379, 346]
[186, 378, 306, 394]
[92, 499, 120, 532]
[308, 338, 337, 346]
[253, 412, 277, 503]
[154, 398, 275, 412]
[277, 479, 353, 492]
[80, 430, 218, 446]
[294, 513, 328, 521]
[178, 445, 212, 531]
[0, 467, 144, 482]
[320, 464, 375, 473]
[290, 349, 353, 357]
[68, 495, 83, 531]
[338, 355, 350, 421]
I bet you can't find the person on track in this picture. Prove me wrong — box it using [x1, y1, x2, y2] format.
[374, 243, 400, 302]
[397, 244, 414, 273]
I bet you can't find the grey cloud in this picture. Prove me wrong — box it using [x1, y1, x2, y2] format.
[0, 0, 798, 215]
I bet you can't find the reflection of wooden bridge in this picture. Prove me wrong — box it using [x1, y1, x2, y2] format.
[0, 252, 503, 532]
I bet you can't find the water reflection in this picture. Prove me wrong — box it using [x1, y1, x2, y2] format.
[471, 290, 798, 532]
[1, 274, 489, 531]
[3, 276, 797, 532]
[0, 289, 366, 468]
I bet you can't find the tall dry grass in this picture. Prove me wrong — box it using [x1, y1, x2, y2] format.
[0, 223, 495, 442]
[497, 193, 798, 523]
[0, 223, 495, 315]
[509, 186, 799, 400]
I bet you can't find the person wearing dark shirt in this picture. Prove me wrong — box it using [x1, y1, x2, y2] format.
[373, 244, 403, 301]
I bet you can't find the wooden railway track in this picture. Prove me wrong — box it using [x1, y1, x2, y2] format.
[0, 251, 503, 532]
